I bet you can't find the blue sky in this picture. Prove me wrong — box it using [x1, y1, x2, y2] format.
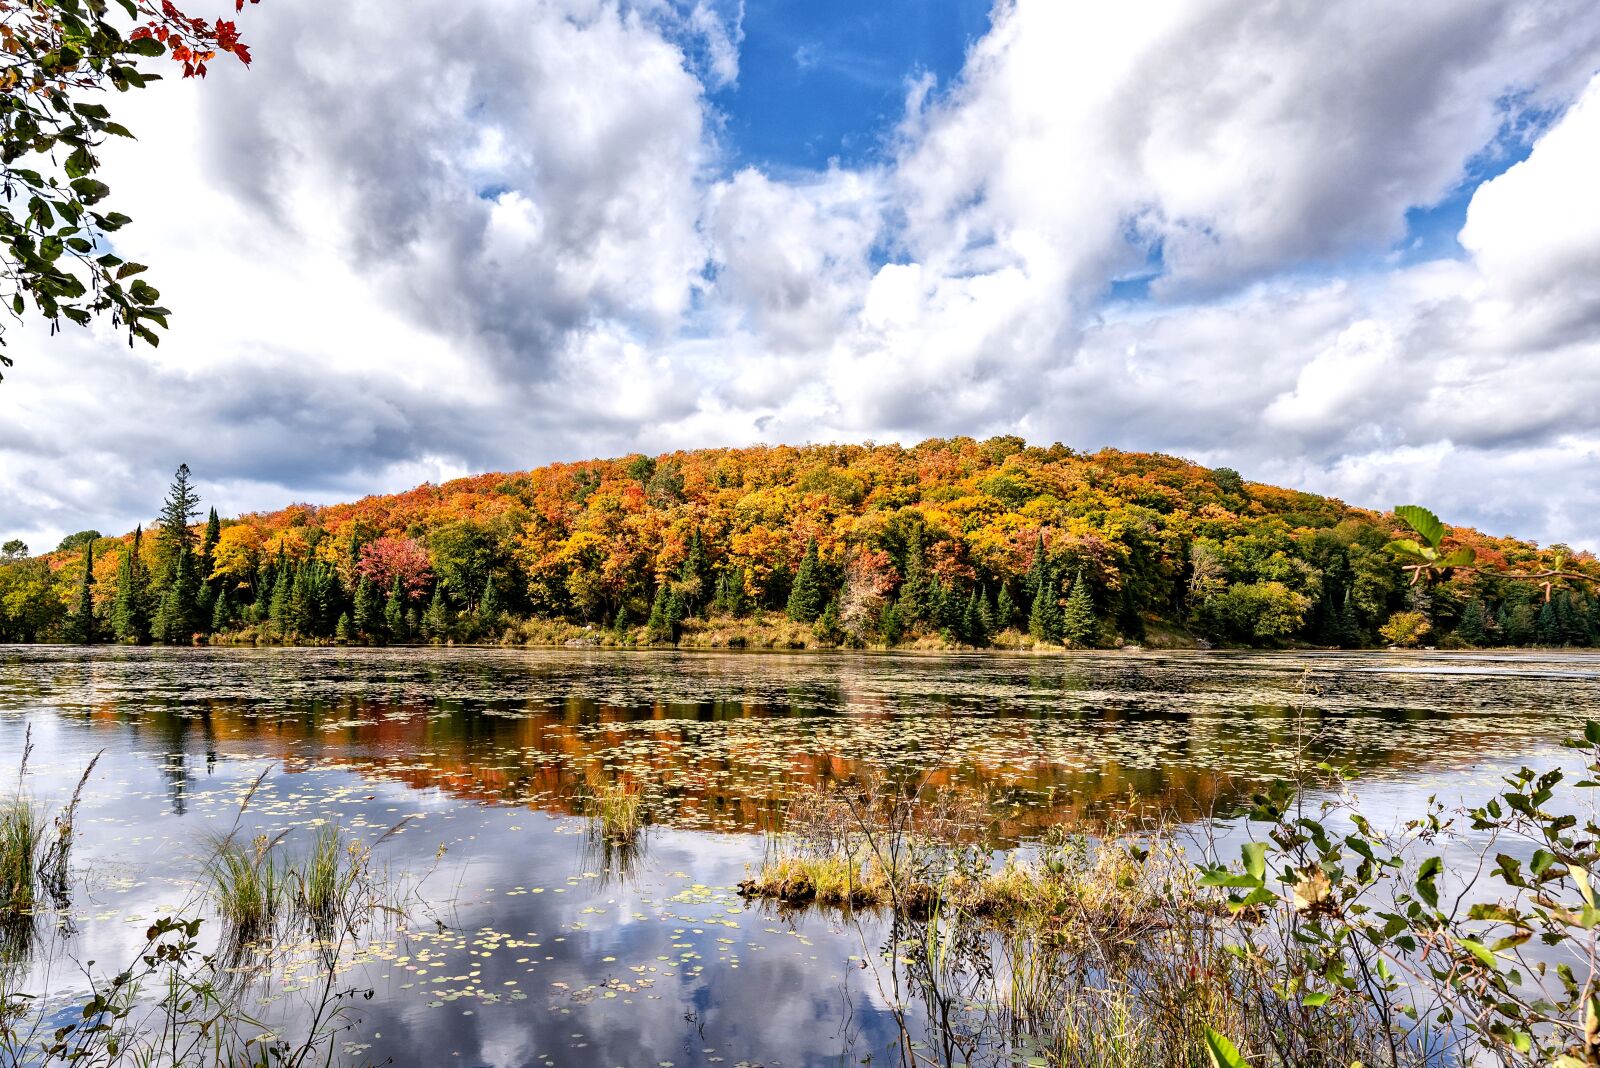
[713, 0, 992, 170]
[3, 0, 1600, 553]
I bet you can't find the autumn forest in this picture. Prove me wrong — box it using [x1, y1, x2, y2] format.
[2, 438, 1596, 651]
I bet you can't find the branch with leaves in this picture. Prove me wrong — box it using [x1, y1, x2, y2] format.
[0, 0, 261, 378]
[1388, 504, 1597, 601]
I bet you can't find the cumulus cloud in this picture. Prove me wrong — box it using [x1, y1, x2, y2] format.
[4, 0, 1600, 552]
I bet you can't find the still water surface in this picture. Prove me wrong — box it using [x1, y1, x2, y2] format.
[2, 646, 1598, 1066]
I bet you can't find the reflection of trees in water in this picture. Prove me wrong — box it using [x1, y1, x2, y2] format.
[50, 684, 1545, 845]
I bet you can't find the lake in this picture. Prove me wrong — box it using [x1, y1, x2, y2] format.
[2, 646, 1599, 1067]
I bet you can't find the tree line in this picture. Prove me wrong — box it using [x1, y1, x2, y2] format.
[2, 440, 1597, 650]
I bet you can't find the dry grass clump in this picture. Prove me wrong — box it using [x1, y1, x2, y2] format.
[588, 779, 647, 843]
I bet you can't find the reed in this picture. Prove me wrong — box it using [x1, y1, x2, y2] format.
[0, 801, 42, 917]
[590, 780, 645, 843]
[202, 833, 287, 940]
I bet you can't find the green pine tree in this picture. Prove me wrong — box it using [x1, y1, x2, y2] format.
[112, 526, 151, 644]
[156, 463, 201, 582]
[200, 507, 220, 585]
[786, 540, 826, 623]
[1536, 598, 1560, 645]
[680, 528, 710, 614]
[354, 576, 379, 636]
[612, 604, 631, 643]
[211, 587, 232, 633]
[479, 575, 500, 620]
[996, 584, 1019, 630]
[1062, 574, 1097, 647]
[423, 587, 450, 641]
[154, 545, 199, 643]
[1028, 579, 1062, 644]
[335, 612, 352, 644]
[385, 577, 406, 640]
[878, 601, 904, 646]
[1456, 597, 1488, 645]
[268, 565, 291, 638]
[962, 590, 987, 646]
[1022, 532, 1050, 611]
[814, 598, 843, 645]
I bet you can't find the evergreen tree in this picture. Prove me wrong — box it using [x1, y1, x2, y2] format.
[385, 577, 406, 640]
[268, 565, 291, 637]
[1536, 598, 1560, 645]
[1028, 579, 1062, 644]
[679, 528, 711, 614]
[67, 542, 95, 644]
[1022, 532, 1050, 611]
[786, 540, 826, 624]
[962, 590, 987, 647]
[715, 566, 748, 617]
[996, 584, 1019, 630]
[200, 507, 221, 583]
[335, 613, 352, 644]
[897, 537, 938, 626]
[1559, 592, 1590, 646]
[878, 601, 904, 646]
[156, 463, 201, 581]
[1333, 595, 1362, 649]
[814, 598, 843, 645]
[423, 587, 451, 641]
[405, 607, 419, 639]
[210, 588, 231, 633]
[479, 576, 500, 621]
[612, 604, 631, 643]
[154, 545, 199, 643]
[978, 587, 995, 641]
[1456, 597, 1488, 645]
[354, 576, 379, 636]
[112, 526, 151, 644]
[1062, 574, 1098, 647]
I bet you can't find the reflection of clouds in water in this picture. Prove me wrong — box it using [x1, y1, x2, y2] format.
[4, 647, 1600, 1064]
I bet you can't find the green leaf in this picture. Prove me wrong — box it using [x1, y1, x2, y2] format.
[1301, 991, 1329, 1007]
[1241, 841, 1266, 881]
[1436, 547, 1476, 568]
[1394, 505, 1445, 548]
[1455, 937, 1496, 969]
[1203, 1028, 1248, 1068]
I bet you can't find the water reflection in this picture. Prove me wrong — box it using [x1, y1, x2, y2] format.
[1, 646, 1598, 1067]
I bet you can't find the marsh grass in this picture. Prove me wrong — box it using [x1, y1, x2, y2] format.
[204, 832, 290, 941]
[741, 782, 1393, 1068]
[588, 779, 646, 843]
[0, 800, 42, 918]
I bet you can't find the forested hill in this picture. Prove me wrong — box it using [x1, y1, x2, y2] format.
[4, 438, 1598, 649]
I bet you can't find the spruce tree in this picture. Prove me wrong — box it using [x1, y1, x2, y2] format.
[680, 528, 710, 613]
[154, 545, 199, 643]
[786, 540, 826, 624]
[962, 590, 987, 647]
[1559, 592, 1590, 646]
[1457, 597, 1488, 645]
[1028, 578, 1062, 644]
[996, 585, 1019, 630]
[335, 612, 352, 644]
[112, 527, 151, 644]
[156, 463, 200, 582]
[423, 587, 450, 641]
[385, 577, 405, 640]
[612, 603, 631, 642]
[268, 565, 291, 637]
[1062, 574, 1097, 647]
[1022, 532, 1050, 611]
[211, 588, 231, 633]
[716, 566, 748, 617]
[814, 598, 843, 644]
[479, 576, 499, 620]
[354, 576, 379, 636]
[67, 542, 95, 644]
[878, 601, 904, 646]
[1536, 598, 1560, 646]
[200, 507, 220, 583]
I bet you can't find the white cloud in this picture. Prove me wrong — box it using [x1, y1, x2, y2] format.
[4, 0, 1600, 553]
